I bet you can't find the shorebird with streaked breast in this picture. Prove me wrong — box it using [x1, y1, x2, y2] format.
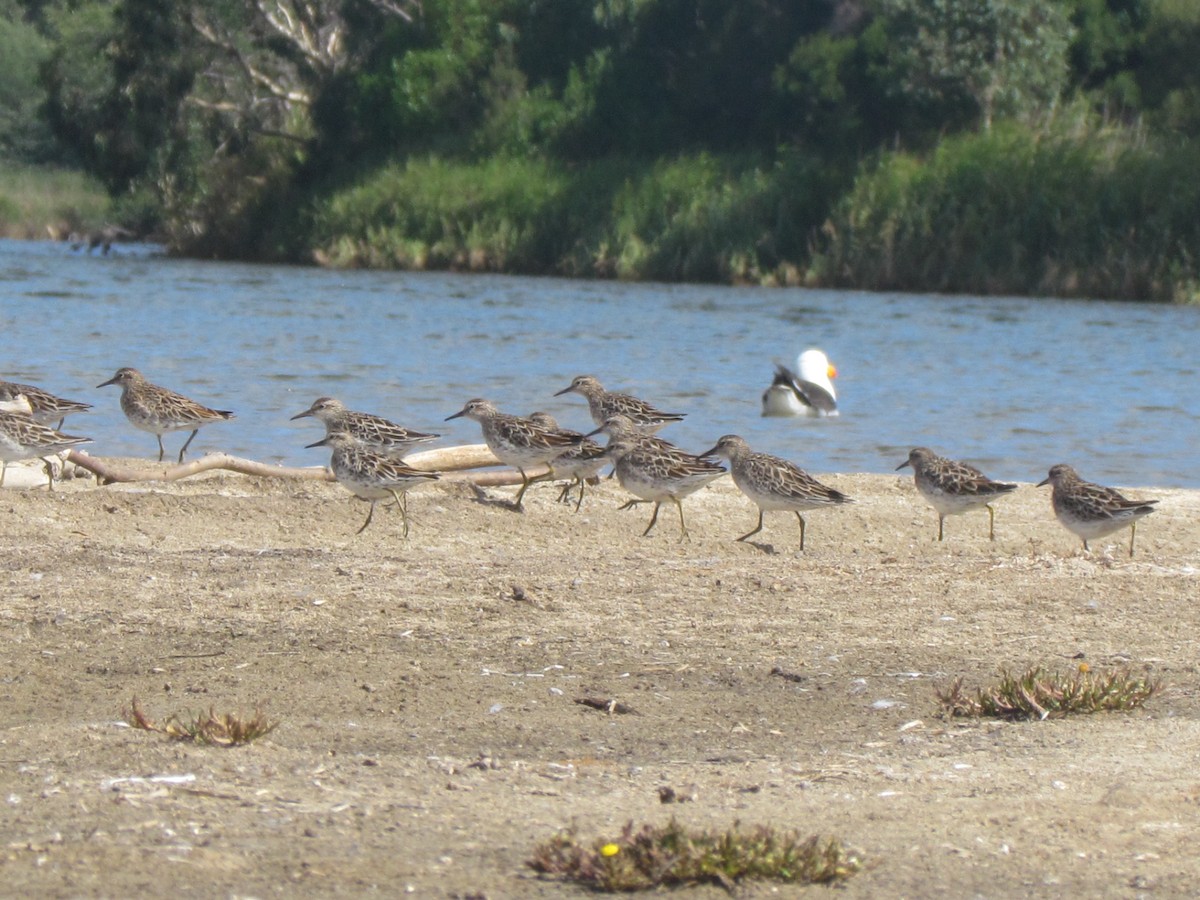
[0, 380, 92, 428]
[307, 430, 440, 536]
[587, 415, 725, 540]
[97, 367, 235, 463]
[291, 396, 439, 457]
[703, 434, 853, 549]
[555, 375, 685, 433]
[445, 398, 579, 509]
[526, 412, 608, 511]
[1037, 463, 1157, 557]
[897, 447, 1017, 541]
[0, 407, 91, 489]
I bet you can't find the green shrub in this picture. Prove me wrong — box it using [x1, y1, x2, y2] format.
[818, 123, 1200, 301]
[529, 819, 862, 891]
[0, 162, 112, 239]
[937, 666, 1161, 719]
[306, 150, 840, 284]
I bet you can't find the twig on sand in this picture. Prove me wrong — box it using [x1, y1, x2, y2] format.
[66, 445, 549, 488]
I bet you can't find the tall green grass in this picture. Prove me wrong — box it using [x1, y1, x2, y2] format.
[816, 125, 1200, 301]
[309, 155, 576, 272]
[275, 124, 1200, 301]
[0, 162, 111, 239]
[304, 151, 840, 285]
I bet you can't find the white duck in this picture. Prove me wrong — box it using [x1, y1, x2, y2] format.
[761, 349, 838, 417]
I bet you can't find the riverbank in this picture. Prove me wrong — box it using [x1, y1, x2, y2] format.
[294, 129, 1200, 303]
[0, 162, 111, 241]
[14, 127, 1194, 303]
[2, 468, 1197, 896]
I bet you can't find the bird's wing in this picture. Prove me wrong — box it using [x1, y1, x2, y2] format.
[773, 364, 837, 414]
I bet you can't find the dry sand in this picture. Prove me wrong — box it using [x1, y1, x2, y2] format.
[1, 458, 1198, 897]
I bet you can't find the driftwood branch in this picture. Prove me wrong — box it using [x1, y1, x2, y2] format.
[441, 465, 551, 487]
[65, 445, 552, 488]
[66, 451, 330, 484]
[401, 444, 500, 471]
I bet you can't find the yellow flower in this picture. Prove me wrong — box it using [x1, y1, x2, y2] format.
[1078, 662, 1090, 674]
[600, 843, 620, 857]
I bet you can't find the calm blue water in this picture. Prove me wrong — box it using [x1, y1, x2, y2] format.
[2, 238, 1196, 486]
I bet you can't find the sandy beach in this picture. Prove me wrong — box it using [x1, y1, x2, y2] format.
[1, 459, 1197, 897]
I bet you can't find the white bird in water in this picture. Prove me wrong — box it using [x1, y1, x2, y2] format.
[761, 348, 838, 417]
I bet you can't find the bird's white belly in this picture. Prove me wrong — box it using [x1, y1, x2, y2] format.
[761, 386, 811, 417]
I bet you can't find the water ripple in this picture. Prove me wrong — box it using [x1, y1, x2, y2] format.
[2, 237, 1199, 485]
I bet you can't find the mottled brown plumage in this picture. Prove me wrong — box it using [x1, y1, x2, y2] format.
[0, 380, 91, 428]
[897, 447, 1017, 541]
[0, 409, 91, 489]
[599, 427, 725, 540]
[445, 399, 579, 509]
[703, 434, 852, 549]
[1037, 463, 1157, 556]
[292, 396, 439, 456]
[97, 367, 234, 463]
[526, 412, 607, 510]
[555, 375, 685, 432]
[308, 431, 440, 536]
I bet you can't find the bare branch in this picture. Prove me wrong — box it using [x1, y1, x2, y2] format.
[185, 97, 244, 114]
[366, 0, 421, 24]
[188, 11, 312, 104]
[252, 0, 343, 73]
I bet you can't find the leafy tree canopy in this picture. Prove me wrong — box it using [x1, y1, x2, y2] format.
[1, 0, 1198, 252]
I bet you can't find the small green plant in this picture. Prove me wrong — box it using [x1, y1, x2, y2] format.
[124, 697, 277, 746]
[937, 666, 1161, 720]
[528, 818, 862, 891]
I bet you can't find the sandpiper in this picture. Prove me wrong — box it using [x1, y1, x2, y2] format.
[0, 409, 91, 489]
[554, 375, 685, 432]
[598, 430, 725, 540]
[97, 367, 235, 463]
[1037, 463, 1157, 557]
[584, 412, 677, 450]
[308, 431, 440, 536]
[703, 434, 852, 549]
[445, 398, 579, 509]
[291, 396, 439, 456]
[0, 380, 92, 428]
[527, 412, 608, 511]
[897, 447, 1018, 541]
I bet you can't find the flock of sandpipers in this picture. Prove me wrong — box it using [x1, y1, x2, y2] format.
[0, 366, 1160, 554]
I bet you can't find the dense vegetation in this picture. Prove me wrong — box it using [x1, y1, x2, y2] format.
[3, 0, 1200, 299]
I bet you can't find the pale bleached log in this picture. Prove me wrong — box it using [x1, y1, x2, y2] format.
[381, 444, 553, 485]
[66, 451, 332, 484]
[2, 451, 94, 490]
[403, 444, 501, 471]
[0, 460, 54, 489]
[65, 445, 550, 488]
[386, 444, 554, 487]
[438, 465, 551, 486]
